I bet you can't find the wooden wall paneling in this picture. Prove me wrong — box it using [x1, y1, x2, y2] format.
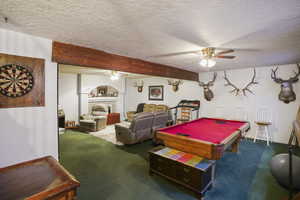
[52, 41, 199, 81]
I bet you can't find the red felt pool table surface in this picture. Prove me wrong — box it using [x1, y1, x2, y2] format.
[159, 118, 248, 144]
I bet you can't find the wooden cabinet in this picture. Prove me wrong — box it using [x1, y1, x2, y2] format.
[149, 146, 215, 200]
[107, 113, 120, 125]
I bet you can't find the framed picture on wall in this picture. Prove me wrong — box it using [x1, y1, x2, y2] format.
[149, 85, 164, 101]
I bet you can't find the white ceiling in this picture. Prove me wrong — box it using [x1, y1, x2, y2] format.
[1, 0, 300, 72]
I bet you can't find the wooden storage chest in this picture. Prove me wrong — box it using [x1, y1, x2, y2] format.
[149, 146, 215, 200]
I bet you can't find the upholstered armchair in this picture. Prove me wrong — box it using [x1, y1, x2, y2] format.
[143, 104, 156, 112]
[126, 103, 145, 121]
[152, 111, 169, 133]
[80, 116, 107, 132]
[155, 104, 169, 112]
[152, 111, 169, 144]
[126, 103, 169, 122]
[58, 106, 65, 128]
[79, 104, 108, 132]
[115, 112, 154, 144]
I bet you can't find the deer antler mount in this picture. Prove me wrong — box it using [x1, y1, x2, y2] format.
[168, 79, 183, 92]
[271, 64, 300, 103]
[199, 72, 217, 101]
[134, 80, 144, 93]
[224, 68, 258, 96]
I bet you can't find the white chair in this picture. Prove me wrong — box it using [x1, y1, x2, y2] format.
[254, 108, 272, 145]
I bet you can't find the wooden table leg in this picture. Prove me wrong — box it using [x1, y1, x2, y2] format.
[231, 139, 240, 153]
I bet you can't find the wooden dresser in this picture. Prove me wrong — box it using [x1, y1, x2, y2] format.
[0, 156, 80, 200]
[149, 146, 215, 200]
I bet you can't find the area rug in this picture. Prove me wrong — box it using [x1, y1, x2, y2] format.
[90, 125, 124, 145]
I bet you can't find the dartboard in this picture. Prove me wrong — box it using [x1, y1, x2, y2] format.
[0, 64, 34, 98]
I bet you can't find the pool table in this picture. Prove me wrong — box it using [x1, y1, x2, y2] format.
[156, 117, 250, 160]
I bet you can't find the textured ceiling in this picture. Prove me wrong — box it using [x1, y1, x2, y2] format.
[1, 0, 300, 72]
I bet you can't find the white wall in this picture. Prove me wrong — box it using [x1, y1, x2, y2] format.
[125, 77, 201, 119]
[0, 28, 58, 167]
[59, 72, 126, 121]
[125, 64, 300, 144]
[80, 74, 126, 119]
[58, 73, 79, 122]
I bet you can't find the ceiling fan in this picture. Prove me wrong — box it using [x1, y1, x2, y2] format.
[148, 47, 236, 68]
[201, 47, 235, 59]
[199, 47, 235, 68]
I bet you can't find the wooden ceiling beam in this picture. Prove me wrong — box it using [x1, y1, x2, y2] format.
[52, 41, 199, 81]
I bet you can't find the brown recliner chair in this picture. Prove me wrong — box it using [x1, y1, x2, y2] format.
[152, 111, 169, 144]
[79, 104, 107, 132]
[152, 111, 169, 133]
[115, 112, 154, 144]
[126, 103, 145, 122]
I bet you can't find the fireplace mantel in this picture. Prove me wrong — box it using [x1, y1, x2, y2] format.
[88, 97, 118, 103]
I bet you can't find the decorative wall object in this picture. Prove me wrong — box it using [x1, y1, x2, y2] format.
[168, 79, 183, 92]
[0, 64, 34, 98]
[88, 85, 118, 97]
[0, 53, 45, 108]
[199, 72, 217, 101]
[134, 80, 144, 93]
[271, 64, 300, 104]
[224, 68, 258, 96]
[149, 85, 164, 101]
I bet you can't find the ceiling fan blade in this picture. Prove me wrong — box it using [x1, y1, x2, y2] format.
[148, 50, 201, 58]
[216, 55, 236, 59]
[216, 49, 234, 55]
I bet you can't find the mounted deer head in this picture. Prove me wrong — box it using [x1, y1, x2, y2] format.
[224, 68, 258, 96]
[271, 64, 300, 104]
[168, 79, 183, 92]
[199, 72, 217, 101]
[134, 80, 144, 93]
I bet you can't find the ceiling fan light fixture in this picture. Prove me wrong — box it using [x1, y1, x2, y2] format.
[200, 58, 216, 68]
[110, 71, 120, 80]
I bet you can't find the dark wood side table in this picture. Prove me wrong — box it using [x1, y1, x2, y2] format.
[107, 112, 121, 125]
[149, 146, 215, 200]
[0, 156, 80, 200]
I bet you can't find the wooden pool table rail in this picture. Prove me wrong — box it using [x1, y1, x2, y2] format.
[156, 119, 250, 160]
[220, 122, 250, 150]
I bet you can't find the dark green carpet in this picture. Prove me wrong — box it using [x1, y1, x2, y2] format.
[59, 130, 292, 200]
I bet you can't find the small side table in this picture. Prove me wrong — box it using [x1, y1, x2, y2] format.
[107, 113, 120, 125]
[0, 156, 80, 200]
[254, 121, 272, 145]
